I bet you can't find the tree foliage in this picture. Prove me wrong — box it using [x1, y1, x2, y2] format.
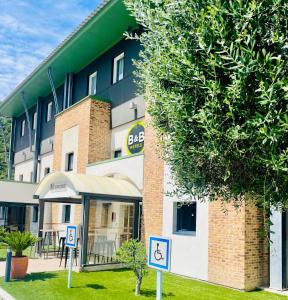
[0, 116, 10, 180]
[125, 0, 288, 209]
[116, 239, 148, 296]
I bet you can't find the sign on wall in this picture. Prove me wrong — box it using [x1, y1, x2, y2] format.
[126, 121, 145, 155]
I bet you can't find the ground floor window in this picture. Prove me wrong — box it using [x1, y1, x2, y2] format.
[174, 202, 197, 234]
[62, 205, 71, 223]
[32, 206, 39, 223]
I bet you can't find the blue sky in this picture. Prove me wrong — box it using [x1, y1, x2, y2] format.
[0, 0, 102, 101]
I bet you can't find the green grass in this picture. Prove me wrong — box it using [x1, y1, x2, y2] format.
[0, 269, 286, 300]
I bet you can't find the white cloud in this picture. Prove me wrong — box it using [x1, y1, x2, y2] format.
[0, 0, 101, 101]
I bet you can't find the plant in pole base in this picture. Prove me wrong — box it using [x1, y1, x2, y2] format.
[3, 231, 39, 257]
[125, 0, 288, 222]
[116, 239, 148, 296]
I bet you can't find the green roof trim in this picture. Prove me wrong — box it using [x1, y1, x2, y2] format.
[0, 0, 136, 118]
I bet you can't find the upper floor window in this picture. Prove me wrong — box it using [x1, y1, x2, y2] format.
[113, 52, 124, 84]
[89, 72, 97, 96]
[19, 174, 24, 182]
[65, 152, 74, 172]
[174, 202, 197, 235]
[46, 102, 53, 122]
[32, 112, 37, 130]
[20, 119, 26, 137]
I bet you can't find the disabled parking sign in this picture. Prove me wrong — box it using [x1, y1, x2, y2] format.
[148, 236, 171, 272]
[65, 225, 77, 248]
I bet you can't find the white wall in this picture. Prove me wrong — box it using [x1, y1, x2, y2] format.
[14, 159, 34, 182]
[162, 164, 209, 281]
[38, 152, 54, 181]
[86, 154, 144, 191]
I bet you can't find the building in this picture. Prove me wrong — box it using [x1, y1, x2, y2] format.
[0, 0, 284, 292]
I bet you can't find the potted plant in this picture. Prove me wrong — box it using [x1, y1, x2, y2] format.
[3, 231, 39, 279]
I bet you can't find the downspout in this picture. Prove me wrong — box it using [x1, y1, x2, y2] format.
[47, 67, 59, 114]
[32, 97, 43, 183]
[7, 118, 15, 180]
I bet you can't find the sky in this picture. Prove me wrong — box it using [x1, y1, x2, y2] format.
[0, 0, 102, 101]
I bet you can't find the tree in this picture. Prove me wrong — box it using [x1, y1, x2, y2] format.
[125, 0, 288, 210]
[0, 116, 10, 180]
[116, 240, 148, 296]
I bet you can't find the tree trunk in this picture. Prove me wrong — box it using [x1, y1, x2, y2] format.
[135, 277, 142, 296]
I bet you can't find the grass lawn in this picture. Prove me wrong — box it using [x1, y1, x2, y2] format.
[0, 269, 286, 300]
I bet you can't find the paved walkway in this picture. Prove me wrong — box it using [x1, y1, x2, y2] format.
[0, 256, 80, 277]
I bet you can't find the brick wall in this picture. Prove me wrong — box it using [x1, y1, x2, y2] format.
[142, 115, 164, 242]
[51, 97, 111, 227]
[208, 201, 269, 291]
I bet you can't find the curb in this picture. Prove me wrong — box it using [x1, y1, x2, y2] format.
[0, 287, 15, 300]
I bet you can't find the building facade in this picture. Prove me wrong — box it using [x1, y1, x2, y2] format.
[0, 0, 284, 292]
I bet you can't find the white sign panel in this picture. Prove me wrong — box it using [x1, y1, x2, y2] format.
[148, 236, 171, 272]
[65, 225, 77, 248]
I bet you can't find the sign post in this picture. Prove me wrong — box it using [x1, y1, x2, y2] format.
[65, 225, 77, 289]
[148, 236, 171, 300]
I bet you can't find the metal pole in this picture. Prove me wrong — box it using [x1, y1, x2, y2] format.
[156, 270, 162, 300]
[5, 247, 12, 282]
[67, 247, 73, 288]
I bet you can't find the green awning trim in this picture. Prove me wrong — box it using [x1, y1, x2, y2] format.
[0, 0, 136, 118]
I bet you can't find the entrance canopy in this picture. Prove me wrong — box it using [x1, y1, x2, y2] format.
[34, 172, 142, 202]
[0, 180, 38, 205]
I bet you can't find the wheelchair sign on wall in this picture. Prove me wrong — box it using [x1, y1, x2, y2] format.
[65, 225, 77, 288]
[148, 236, 171, 300]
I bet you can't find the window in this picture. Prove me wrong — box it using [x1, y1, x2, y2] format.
[174, 202, 197, 234]
[66, 152, 74, 171]
[19, 174, 23, 182]
[32, 206, 39, 223]
[44, 167, 50, 176]
[89, 72, 97, 95]
[101, 203, 110, 227]
[46, 102, 53, 122]
[30, 172, 33, 182]
[20, 120, 26, 137]
[0, 207, 7, 220]
[114, 149, 122, 158]
[32, 112, 37, 130]
[113, 52, 124, 84]
[63, 205, 71, 223]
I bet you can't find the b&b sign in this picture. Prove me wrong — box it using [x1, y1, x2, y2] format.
[126, 121, 144, 155]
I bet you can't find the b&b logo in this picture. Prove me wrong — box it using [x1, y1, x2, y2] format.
[126, 121, 145, 155]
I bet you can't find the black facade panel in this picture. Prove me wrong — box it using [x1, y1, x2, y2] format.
[72, 38, 141, 108]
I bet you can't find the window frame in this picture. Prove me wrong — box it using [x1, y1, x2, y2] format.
[88, 71, 97, 96]
[113, 52, 124, 84]
[46, 102, 53, 122]
[173, 202, 197, 236]
[114, 149, 122, 158]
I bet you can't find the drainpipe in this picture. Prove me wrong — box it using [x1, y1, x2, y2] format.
[7, 118, 16, 180]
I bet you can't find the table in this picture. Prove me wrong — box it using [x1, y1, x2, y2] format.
[40, 229, 64, 259]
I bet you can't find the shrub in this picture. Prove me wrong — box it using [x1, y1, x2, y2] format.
[117, 240, 148, 296]
[4, 231, 39, 257]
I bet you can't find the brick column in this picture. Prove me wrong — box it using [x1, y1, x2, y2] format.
[208, 201, 269, 290]
[142, 115, 164, 242]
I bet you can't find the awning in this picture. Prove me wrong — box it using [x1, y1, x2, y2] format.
[0, 180, 38, 205]
[34, 172, 142, 202]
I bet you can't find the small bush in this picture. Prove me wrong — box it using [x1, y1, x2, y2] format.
[117, 239, 148, 296]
